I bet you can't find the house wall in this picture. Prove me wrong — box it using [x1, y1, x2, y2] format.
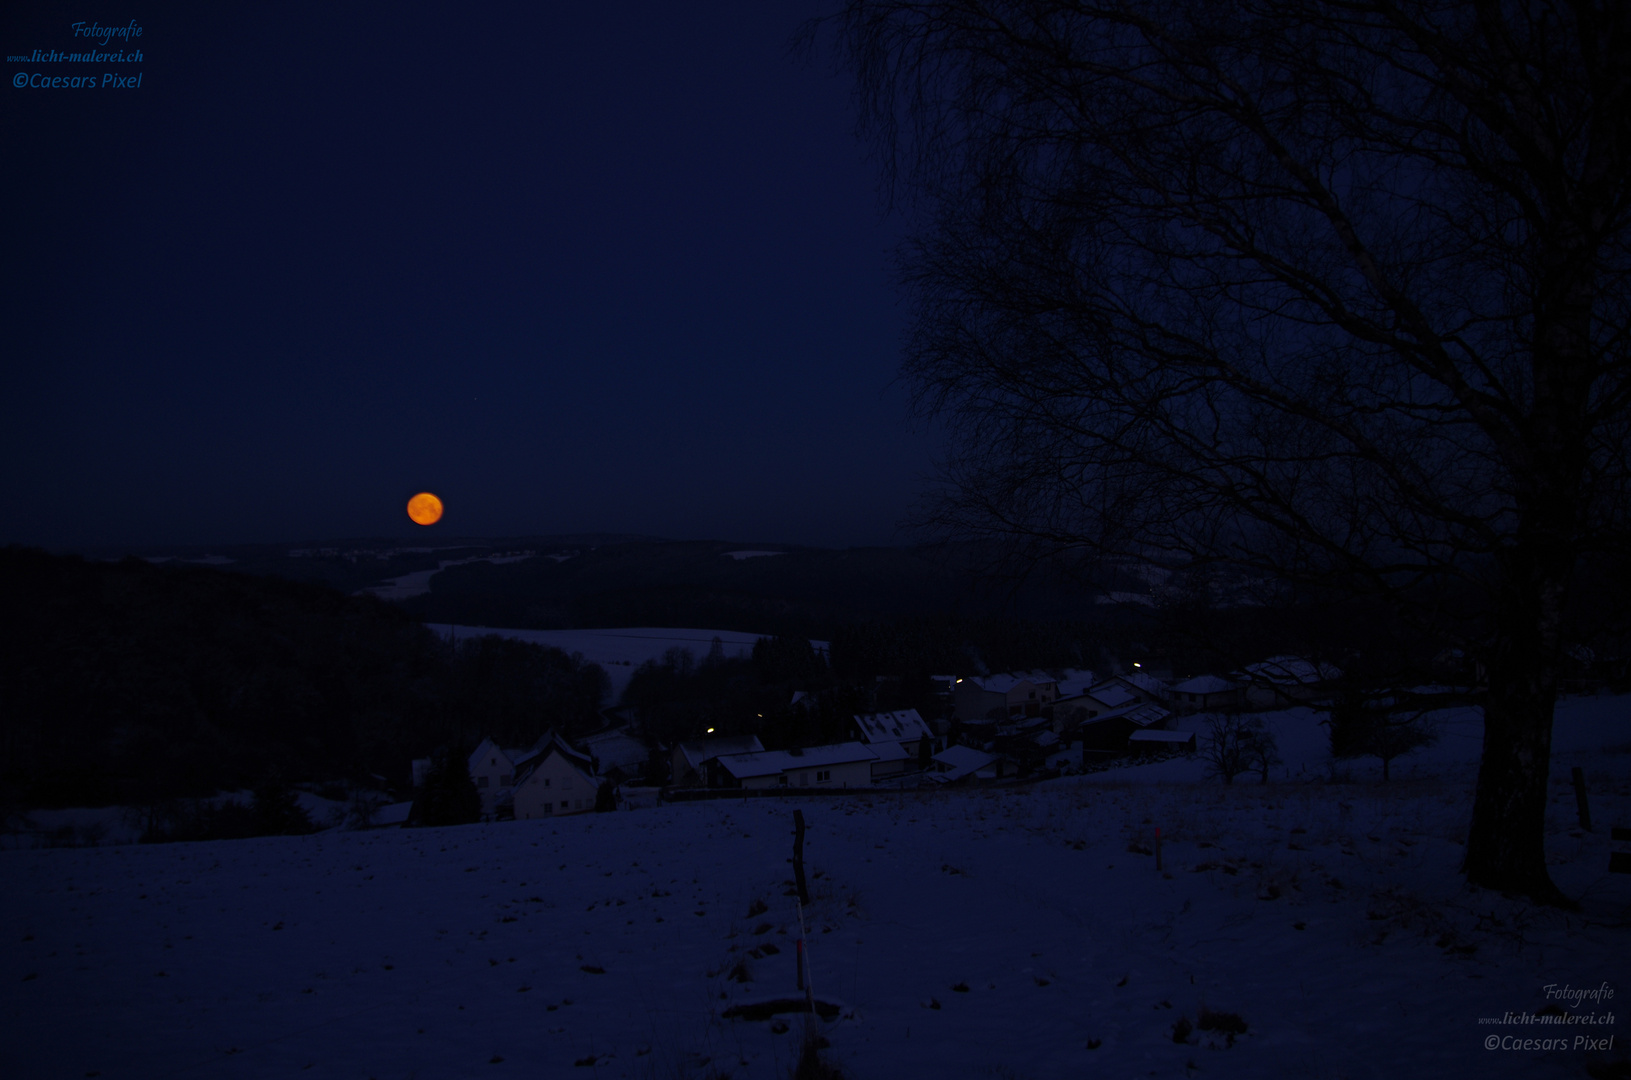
[1006, 681, 1058, 714]
[513, 754, 596, 819]
[783, 759, 871, 789]
[870, 758, 907, 781]
[468, 738, 514, 817]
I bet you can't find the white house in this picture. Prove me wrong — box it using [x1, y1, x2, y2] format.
[468, 736, 547, 817]
[954, 672, 1060, 720]
[865, 739, 913, 782]
[509, 733, 600, 819]
[671, 735, 765, 787]
[1169, 674, 1243, 713]
[713, 742, 878, 790]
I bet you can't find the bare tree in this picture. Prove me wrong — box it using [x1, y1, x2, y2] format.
[825, 1, 1631, 904]
[1329, 692, 1438, 781]
[1202, 713, 1257, 785]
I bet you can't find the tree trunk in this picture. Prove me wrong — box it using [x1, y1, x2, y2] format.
[1462, 556, 1572, 907]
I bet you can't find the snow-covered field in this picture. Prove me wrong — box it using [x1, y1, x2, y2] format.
[425, 626, 829, 701]
[5, 698, 1628, 1079]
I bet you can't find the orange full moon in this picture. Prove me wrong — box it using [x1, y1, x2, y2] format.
[406, 492, 444, 526]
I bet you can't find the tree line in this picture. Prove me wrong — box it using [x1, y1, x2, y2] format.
[0, 547, 607, 810]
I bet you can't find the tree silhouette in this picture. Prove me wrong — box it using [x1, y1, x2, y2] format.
[825, 0, 1631, 903]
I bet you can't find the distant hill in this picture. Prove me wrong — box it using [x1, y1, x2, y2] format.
[394, 540, 1124, 639]
[64, 536, 1136, 638]
[0, 547, 608, 808]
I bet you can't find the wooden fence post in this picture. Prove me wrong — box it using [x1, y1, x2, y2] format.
[792, 809, 810, 905]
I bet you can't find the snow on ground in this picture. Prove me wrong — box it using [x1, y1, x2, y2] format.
[425, 626, 830, 701]
[5, 699, 1628, 1079]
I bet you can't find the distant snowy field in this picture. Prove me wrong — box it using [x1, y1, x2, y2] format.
[424, 625, 829, 700]
[5, 697, 1629, 1079]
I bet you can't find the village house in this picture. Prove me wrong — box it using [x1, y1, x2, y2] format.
[1128, 728, 1197, 755]
[670, 735, 765, 788]
[1078, 701, 1174, 764]
[509, 733, 600, 819]
[1169, 674, 1244, 714]
[929, 743, 1018, 784]
[577, 725, 649, 780]
[864, 739, 913, 782]
[953, 671, 1060, 720]
[467, 735, 548, 817]
[712, 742, 878, 790]
[1049, 673, 1167, 732]
[852, 709, 939, 764]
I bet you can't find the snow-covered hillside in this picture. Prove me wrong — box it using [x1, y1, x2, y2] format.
[4, 698, 1628, 1079]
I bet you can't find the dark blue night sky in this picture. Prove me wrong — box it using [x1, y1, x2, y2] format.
[1, 2, 934, 550]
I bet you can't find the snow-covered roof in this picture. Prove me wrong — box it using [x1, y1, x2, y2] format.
[1054, 669, 1098, 696]
[930, 743, 997, 782]
[1120, 672, 1170, 696]
[513, 732, 598, 787]
[578, 728, 649, 770]
[678, 735, 765, 773]
[1242, 656, 1342, 685]
[962, 672, 1057, 694]
[1078, 701, 1170, 728]
[854, 709, 933, 744]
[1171, 674, 1238, 695]
[998, 714, 1052, 736]
[867, 740, 913, 762]
[1128, 728, 1195, 743]
[1125, 703, 1170, 728]
[1086, 683, 1137, 709]
[714, 742, 878, 780]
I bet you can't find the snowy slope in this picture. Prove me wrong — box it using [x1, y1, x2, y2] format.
[4, 698, 1628, 1079]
